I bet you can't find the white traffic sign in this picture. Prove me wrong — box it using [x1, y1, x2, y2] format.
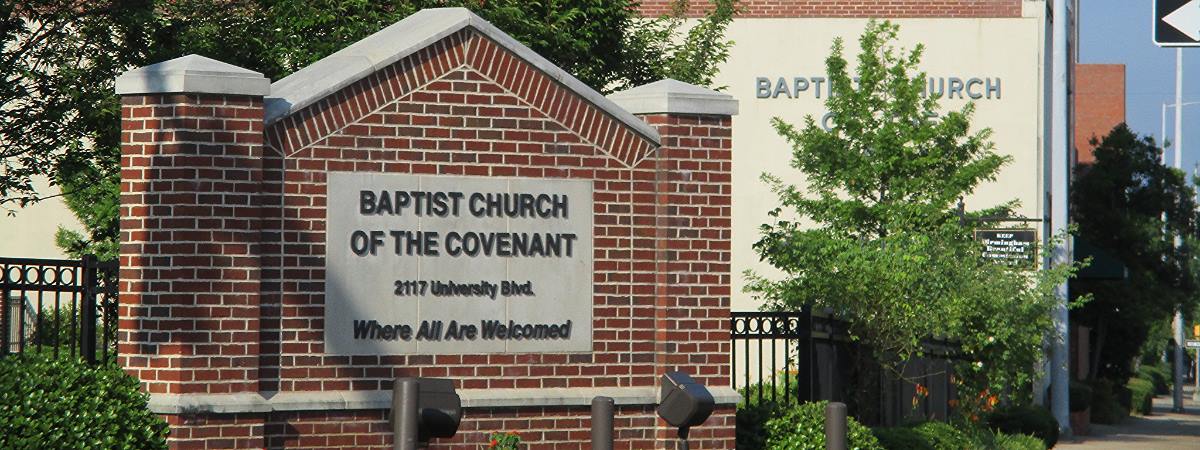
[1186, 340, 1200, 349]
[1157, 0, 1200, 46]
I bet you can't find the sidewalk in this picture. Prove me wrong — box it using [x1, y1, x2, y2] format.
[1056, 385, 1200, 449]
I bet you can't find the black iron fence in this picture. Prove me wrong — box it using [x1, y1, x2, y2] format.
[730, 307, 961, 426]
[1, 256, 118, 363]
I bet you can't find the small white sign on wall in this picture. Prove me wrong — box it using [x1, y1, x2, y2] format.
[324, 172, 593, 355]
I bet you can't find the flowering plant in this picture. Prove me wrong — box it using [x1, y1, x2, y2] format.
[487, 431, 521, 450]
[911, 383, 930, 409]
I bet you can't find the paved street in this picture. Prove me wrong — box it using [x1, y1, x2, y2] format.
[1057, 385, 1200, 449]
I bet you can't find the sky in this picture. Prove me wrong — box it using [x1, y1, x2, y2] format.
[1079, 0, 1200, 173]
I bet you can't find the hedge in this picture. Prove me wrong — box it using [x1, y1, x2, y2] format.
[871, 424, 1046, 450]
[910, 421, 971, 450]
[0, 353, 167, 449]
[985, 404, 1059, 449]
[1136, 364, 1171, 396]
[1127, 377, 1154, 416]
[991, 432, 1048, 450]
[872, 426, 934, 450]
[762, 401, 883, 450]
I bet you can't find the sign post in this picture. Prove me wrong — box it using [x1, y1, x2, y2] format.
[1155, 0, 1195, 412]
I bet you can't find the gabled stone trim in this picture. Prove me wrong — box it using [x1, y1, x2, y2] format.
[263, 8, 660, 167]
[463, 34, 658, 168]
[265, 31, 469, 156]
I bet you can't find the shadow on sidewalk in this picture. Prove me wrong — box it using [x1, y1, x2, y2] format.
[1057, 385, 1200, 449]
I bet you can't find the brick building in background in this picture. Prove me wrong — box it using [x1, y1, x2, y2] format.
[637, 0, 1024, 17]
[1073, 64, 1127, 164]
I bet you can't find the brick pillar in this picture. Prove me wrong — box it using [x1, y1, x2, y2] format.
[611, 79, 738, 449]
[116, 55, 271, 448]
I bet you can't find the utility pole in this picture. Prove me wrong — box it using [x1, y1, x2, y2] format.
[1050, 0, 1072, 436]
[1172, 46, 1186, 414]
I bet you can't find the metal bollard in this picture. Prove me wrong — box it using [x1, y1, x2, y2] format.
[591, 396, 614, 450]
[825, 402, 847, 450]
[393, 378, 419, 450]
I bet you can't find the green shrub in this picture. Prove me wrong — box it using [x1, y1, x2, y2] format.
[0, 353, 167, 449]
[763, 401, 883, 450]
[1126, 378, 1154, 416]
[985, 404, 1058, 449]
[873, 426, 934, 450]
[1088, 379, 1128, 424]
[910, 421, 971, 450]
[736, 379, 799, 450]
[737, 398, 776, 450]
[1136, 364, 1171, 396]
[1069, 380, 1092, 413]
[992, 432, 1047, 450]
[873, 424, 1048, 450]
[960, 424, 999, 449]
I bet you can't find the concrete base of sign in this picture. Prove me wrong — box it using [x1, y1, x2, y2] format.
[148, 387, 741, 414]
[148, 393, 273, 415]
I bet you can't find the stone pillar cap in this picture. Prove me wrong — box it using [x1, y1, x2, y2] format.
[116, 54, 270, 96]
[607, 79, 738, 116]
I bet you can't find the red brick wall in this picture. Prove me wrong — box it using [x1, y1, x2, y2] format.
[641, 113, 732, 383]
[118, 93, 264, 396]
[637, 0, 1023, 18]
[120, 28, 733, 450]
[1073, 63, 1125, 165]
[165, 414, 265, 449]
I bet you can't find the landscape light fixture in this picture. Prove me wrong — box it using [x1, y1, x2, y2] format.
[656, 371, 715, 450]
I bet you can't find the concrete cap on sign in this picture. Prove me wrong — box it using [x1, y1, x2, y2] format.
[607, 79, 738, 116]
[115, 54, 270, 96]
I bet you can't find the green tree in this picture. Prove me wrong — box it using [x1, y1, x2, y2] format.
[1, 0, 737, 257]
[745, 20, 1079, 412]
[0, 1, 151, 211]
[1070, 123, 1198, 382]
[252, 0, 736, 92]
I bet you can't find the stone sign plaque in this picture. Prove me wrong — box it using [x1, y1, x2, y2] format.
[324, 172, 593, 355]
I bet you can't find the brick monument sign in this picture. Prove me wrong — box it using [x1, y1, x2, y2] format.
[117, 8, 737, 449]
